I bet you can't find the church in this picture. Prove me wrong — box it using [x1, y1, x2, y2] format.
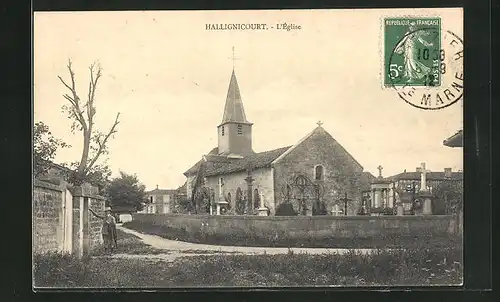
[183, 69, 375, 216]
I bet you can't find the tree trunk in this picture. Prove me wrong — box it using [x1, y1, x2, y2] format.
[76, 130, 91, 183]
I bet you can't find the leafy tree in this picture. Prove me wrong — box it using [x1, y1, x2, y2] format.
[33, 121, 70, 177]
[433, 181, 463, 214]
[104, 171, 147, 211]
[175, 196, 192, 213]
[58, 59, 120, 185]
[62, 161, 112, 193]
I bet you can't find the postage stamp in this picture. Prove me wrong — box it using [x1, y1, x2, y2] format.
[384, 17, 463, 110]
[384, 17, 442, 87]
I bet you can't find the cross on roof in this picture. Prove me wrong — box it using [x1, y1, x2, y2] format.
[317, 120, 323, 127]
[377, 165, 383, 177]
[229, 46, 241, 69]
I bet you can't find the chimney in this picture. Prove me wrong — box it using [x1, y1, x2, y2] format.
[444, 168, 452, 178]
[416, 167, 422, 173]
[156, 184, 159, 190]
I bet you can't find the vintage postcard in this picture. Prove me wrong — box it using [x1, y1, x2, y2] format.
[33, 8, 463, 289]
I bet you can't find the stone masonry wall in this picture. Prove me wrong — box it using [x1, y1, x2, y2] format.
[205, 167, 275, 214]
[132, 213, 462, 240]
[34, 180, 106, 256]
[89, 197, 105, 250]
[273, 129, 364, 215]
[33, 180, 64, 253]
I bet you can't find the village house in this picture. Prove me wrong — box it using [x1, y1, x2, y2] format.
[141, 186, 176, 214]
[183, 69, 375, 216]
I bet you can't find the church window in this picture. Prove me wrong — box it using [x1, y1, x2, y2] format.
[221, 126, 225, 136]
[237, 124, 243, 134]
[314, 165, 325, 180]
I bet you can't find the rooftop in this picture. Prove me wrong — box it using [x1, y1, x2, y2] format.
[146, 187, 177, 195]
[184, 146, 292, 177]
[387, 171, 463, 181]
[219, 70, 251, 126]
[443, 130, 463, 147]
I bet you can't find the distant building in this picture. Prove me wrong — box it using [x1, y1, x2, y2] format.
[362, 165, 463, 215]
[387, 166, 463, 213]
[142, 186, 176, 214]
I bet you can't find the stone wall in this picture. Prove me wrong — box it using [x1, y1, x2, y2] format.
[205, 167, 275, 214]
[71, 183, 106, 257]
[33, 180, 106, 256]
[89, 196, 106, 250]
[273, 128, 364, 215]
[33, 180, 64, 253]
[132, 213, 462, 240]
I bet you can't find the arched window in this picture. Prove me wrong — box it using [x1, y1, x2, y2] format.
[254, 189, 260, 209]
[314, 165, 324, 180]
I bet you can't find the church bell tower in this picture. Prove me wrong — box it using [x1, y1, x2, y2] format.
[217, 69, 254, 157]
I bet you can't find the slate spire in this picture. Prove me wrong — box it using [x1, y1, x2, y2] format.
[220, 69, 250, 125]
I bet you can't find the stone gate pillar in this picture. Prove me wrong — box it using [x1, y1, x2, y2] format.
[70, 183, 105, 258]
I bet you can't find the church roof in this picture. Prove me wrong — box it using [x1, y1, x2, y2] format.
[184, 126, 366, 177]
[183, 146, 291, 176]
[204, 146, 291, 176]
[219, 70, 251, 126]
[272, 126, 364, 170]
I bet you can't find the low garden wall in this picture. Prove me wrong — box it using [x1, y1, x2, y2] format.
[130, 213, 462, 248]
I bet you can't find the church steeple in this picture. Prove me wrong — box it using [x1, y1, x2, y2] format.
[217, 69, 254, 157]
[220, 70, 250, 125]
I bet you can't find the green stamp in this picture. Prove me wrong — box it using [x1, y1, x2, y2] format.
[384, 17, 442, 87]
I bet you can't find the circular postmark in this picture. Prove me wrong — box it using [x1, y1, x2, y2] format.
[388, 27, 463, 110]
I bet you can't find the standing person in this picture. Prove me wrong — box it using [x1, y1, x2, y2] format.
[89, 206, 117, 254]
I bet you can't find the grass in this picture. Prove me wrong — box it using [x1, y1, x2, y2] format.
[33, 244, 462, 288]
[122, 220, 462, 249]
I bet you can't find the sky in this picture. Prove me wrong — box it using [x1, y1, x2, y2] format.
[34, 8, 463, 190]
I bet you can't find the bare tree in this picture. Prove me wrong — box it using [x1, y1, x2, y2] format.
[58, 59, 120, 184]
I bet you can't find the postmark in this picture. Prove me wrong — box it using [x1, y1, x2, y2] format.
[384, 17, 463, 110]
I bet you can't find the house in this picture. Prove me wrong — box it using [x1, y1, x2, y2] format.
[142, 186, 177, 214]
